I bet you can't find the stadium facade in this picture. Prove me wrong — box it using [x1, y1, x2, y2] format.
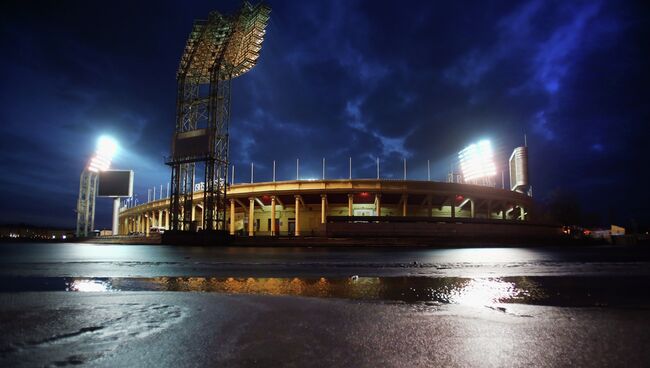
[118, 178, 545, 239]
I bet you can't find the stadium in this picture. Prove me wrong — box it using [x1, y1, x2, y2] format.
[77, 3, 561, 244]
[116, 160, 560, 244]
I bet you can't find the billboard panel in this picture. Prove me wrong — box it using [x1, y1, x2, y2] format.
[97, 170, 133, 197]
[172, 129, 210, 160]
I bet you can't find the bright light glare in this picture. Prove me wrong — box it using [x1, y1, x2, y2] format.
[459, 140, 497, 181]
[450, 278, 518, 306]
[67, 279, 111, 292]
[87, 136, 119, 172]
[97, 136, 118, 160]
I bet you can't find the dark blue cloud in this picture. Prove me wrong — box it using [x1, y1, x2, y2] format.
[0, 0, 648, 229]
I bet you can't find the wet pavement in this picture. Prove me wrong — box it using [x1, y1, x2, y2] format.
[1, 243, 649, 367]
[2, 243, 650, 278]
[2, 292, 650, 367]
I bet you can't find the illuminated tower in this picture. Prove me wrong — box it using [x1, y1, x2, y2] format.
[167, 2, 270, 232]
[509, 146, 530, 195]
[76, 136, 118, 237]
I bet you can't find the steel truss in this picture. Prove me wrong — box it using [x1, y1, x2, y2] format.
[76, 170, 98, 237]
[167, 2, 270, 232]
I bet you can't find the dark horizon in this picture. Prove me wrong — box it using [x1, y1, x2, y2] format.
[1, 0, 648, 230]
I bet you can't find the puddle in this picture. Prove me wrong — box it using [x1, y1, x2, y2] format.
[3, 275, 650, 308]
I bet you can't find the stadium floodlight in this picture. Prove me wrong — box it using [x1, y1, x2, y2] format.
[88, 136, 118, 172]
[168, 2, 271, 232]
[97, 136, 118, 159]
[459, 140, 497, 182]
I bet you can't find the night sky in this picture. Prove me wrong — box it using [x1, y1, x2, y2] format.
[0, 1, 648, 230]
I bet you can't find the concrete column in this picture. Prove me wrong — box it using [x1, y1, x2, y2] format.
[470, 200, 475, 218]
[112, 198, 120, 236]
[230, 199, 236, 235]
[248, 197, 255, 236]
[137, 215, 141, 233]
[295, 195, 301, 236]
[320, 194, 327, 224]
[375, 194, 382, 216]
[271, 196, 277, 236]
[158, 211, 162, 228]
[123, 218, 128, 235]
[402, 195, 408, 217]
[145, 214, 150, 236]
[520, 207, 526, 221]
[348, 194, 354, 216]
[165, 210, 170, 229]
[191, 205, 196, 222]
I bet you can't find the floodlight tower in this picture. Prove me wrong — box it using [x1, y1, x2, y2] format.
[167, 2, 270, 232]
[458, 140, 497, 186]
[76, 136, 118, 237]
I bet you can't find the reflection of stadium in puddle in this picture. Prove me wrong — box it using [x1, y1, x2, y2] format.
[139, 276, 533, 306]
[7, 275, 650, 307]
[145, 276, 385, 300]
[6, 276, 540, 305]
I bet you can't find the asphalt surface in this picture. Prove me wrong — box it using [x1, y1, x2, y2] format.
[1, 243, 649, 367]
[1, 292, 649, 367]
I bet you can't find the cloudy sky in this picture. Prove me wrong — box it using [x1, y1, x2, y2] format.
[0, 0, 648, 229]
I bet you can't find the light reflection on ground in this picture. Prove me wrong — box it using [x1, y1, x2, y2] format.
[447, 278, 519, 306]
[9, 275, 648, 307]
[32, 275, 530, 305]
[66, 279, 113, 292]
[114, 276, 533, 306]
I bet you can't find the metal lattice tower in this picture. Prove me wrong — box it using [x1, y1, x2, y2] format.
[76, 170, 98, 237]
[168, 2, 270, 232]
